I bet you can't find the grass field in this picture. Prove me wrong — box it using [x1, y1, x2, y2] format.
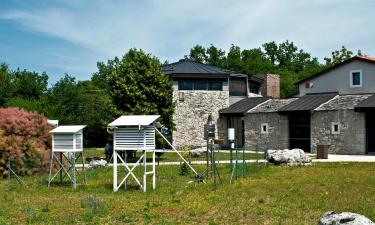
[1, 162, 375, 224]
[84, 148, 266, 162]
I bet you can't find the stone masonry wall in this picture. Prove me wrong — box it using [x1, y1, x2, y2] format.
[311, 110, 366, 154]
[245, 112, 289, 151]
[172, 90, 229, 148]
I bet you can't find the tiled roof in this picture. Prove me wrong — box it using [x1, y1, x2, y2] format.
[316, 94, 371, 111]
[219, 97, 270, 115]
[355, 94, 375, 111]
[162, 59, 231, 75]
[278, 94, 337, 113]
[248, 98, 298, 113]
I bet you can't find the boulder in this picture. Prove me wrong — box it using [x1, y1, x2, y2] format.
[88, 159, 107, 169]
[318, 211, 375, 225]
[267, 148, 311, 165]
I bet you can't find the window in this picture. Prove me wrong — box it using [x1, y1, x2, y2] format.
[331, 122, 340, 134]
[350, 70, 362, 88]
[229, 77, 247, 96]
[261, 123, 269, 134]
[177, 79, 223, 91]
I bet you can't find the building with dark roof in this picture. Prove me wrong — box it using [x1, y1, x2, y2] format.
[162, 59, 280, 148]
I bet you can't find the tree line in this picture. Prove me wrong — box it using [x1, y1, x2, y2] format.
[0, 41, 357, 146]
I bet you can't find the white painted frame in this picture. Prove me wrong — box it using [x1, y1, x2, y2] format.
[331, 122, 341, 134]
[261, 123, 269, 134]
[349, 69, 362, 88]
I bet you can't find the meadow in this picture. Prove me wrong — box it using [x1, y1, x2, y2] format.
[1, 162, 375, 224]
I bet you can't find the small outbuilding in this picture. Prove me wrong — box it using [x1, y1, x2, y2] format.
[48, 125, 87, 187]
[246, 98, 297, 151]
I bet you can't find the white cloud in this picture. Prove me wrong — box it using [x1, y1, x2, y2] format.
[1, 0, 375, 78]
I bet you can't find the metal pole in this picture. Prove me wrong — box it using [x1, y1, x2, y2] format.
[8, 159, 11, 192]
[48, 153, 54, 187]
[143, 150, 147, 192]
[124, 151, 127, 190]
[206, 137, 209, 179]
[72, 153, 77, 188]
[211, 139, 216, 191]
[153, 150, 156, 190]
[82, 152, 87, 185]
[113, 151, 117, 192]
[59, 152, 63, 184]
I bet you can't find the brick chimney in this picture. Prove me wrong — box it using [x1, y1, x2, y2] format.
[260, 74, 280, 99]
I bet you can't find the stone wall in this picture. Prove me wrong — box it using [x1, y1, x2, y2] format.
[311, 110, 366, 154]
[172, 89, 229, 148]
[245, 112, 289, 151]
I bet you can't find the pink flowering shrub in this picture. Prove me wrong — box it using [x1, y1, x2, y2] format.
[0, 107, 52, 177]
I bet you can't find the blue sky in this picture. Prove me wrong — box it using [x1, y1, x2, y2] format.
[1, 0, 375, 85]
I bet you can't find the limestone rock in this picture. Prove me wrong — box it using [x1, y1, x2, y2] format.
[88, 159, 107, 168]
[267, 148, 311, 165]
[318, 211, 375, 225]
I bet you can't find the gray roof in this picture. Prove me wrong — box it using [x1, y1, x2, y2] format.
[354, 94, 375, 111]
[278, 94, 337, 113]
[162, 59, 231, 76]
[248, 98, 298, 113]
[219, 97, 270, 115]
[316, 94, 371, 111]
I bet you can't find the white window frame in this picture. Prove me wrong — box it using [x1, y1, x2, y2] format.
[349, 69, 362, 88]
[331, 122, 340, 134]
[261, 123, 269, 134]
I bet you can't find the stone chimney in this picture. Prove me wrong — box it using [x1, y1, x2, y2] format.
[260, 74, 280, 99]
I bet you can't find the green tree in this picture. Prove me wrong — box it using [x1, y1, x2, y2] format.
[324, 46, 353, 67]
[47, 75, 118, 147]
[206, 44, 226, 68]
[99, 48, 175, 129]
[226, 45, 243, 72]
[187, 45, 207, 63]
[10, 69, 48, 100]
[0, 63, 11, 106]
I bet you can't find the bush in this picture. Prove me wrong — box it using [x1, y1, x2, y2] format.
[0, 107, 52, 177]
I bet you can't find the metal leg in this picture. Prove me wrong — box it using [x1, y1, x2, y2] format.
[124, 152, 127, 190]
[81, 152, 87, 185]
[143, 150, 147, 192]
[48, 153, 54, 187]
[59, 152, 63, 184]
[152, 150, 156, 190]
[113, 151, 117, 192]
[72, 152, 77, 188]
[8, 159, 11, 192]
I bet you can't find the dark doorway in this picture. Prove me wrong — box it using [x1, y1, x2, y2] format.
[227, 116, 245, 148]
[366, 112, 375, 154]
[288, 112, 311, 152]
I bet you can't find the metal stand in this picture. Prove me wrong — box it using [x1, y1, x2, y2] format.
[210, 140, 222, 190]
[113, 150, 156, 192]
[230, 148, 246, 184]
[48, 151, 87, 187]
[7, 159, 26, 191]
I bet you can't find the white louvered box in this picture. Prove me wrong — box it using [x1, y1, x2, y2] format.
[50, 125, 86, 152]
[108, 115, 159, 151]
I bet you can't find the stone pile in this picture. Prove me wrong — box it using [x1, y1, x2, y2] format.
[318, 211, 375, 225]
[267, 148, 311, 166]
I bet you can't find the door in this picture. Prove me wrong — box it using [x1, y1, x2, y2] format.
[288, 112, 311, 152]
[227, 116, 245, 148]
[366, 112, 375, 154]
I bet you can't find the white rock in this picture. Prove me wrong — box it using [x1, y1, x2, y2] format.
[267, 148, 311, 165]
[88, 159, 107, 168]
[318, 211, 375, 225]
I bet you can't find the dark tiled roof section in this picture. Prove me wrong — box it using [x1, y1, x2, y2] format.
[278, 94, 337, 113]
[354, 94, 375, 111]
[317, 94, 371, 111]
[162, 59, 232, 75]
[219, 97, 270, 115]
[249, 98, 298, 113]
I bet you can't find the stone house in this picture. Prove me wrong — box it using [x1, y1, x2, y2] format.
[245, 98, 297, 151]
[162, 59, 279, 148]
[246, 55, 375, 154]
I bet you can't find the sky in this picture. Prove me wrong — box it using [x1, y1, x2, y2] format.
[1, 0, 375, 85]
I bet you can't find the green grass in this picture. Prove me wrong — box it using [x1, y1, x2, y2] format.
[83, 148, 265, 162]
[1, 163, 375, 224]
